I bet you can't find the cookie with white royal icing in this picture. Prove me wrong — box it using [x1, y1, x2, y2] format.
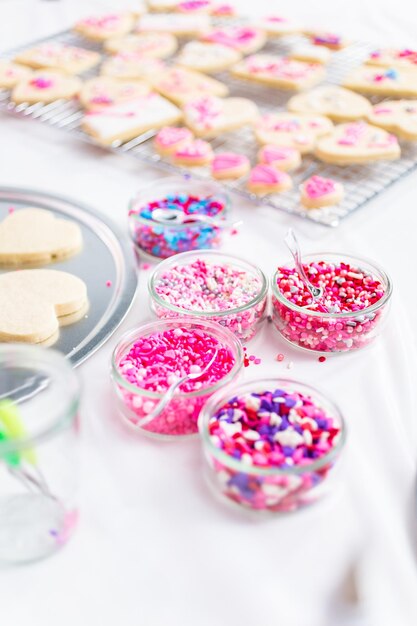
[231, 54, 325, 91]
[149, 66, 228, 105]
[343, 65, 417, 97]
[255, 112, 333, 154]
[366, 100, 417, 141]
[176, 41, 241, 73]
[182, 95, 258, 138]
[12, 70, 82, 104]
[104, 32, 178, 58]
[287, 86, 372, 122]
[315, 122, 400, 164]
[15, 43, 100, 75]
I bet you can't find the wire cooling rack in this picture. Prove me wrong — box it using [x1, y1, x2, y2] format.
[1, 27, 417, 227]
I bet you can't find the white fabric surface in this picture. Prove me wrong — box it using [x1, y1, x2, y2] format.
[1, 1, 417, 624]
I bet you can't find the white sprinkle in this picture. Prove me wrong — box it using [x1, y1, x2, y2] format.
[287, 361, 294, 370]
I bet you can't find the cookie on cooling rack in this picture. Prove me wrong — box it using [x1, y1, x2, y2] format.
[182, 95, 258, 138]
[11, 70, 82, 104]
[231, 54, 326, 91]
[366, 100, 417, 141]
[14, 43, 101, 74]
[287, 85, 372, 122]
[343, 65, 417, 97]
[255, 112, 333, 154]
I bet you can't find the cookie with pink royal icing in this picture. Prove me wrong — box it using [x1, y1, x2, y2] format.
[255, 112, 333, 154]
[105, 32, 178, 58]
[300, 175, 344, 209]
[257, 15, 302, 37]
[231, 54, 325, 91]
[247, 164, 292, 196]
[343, 65, 417, 98]
[154, 126, 194, 156]
[12, 70, 82, 104]
[211, 152, 250, 179]
[365, 48, 417, 70]
[171, 139, 214, 166]
[74, 13, 136, 42]
[14, 43, 100, 75]
[315, 122, 400, 164]
[182, 95, 258, 138]
[211, 4, 236, 17]
[201, 26, 267, 54]
[79, 76, 150, 110]
[149, 66, 228, 105]
[257, 145, 301, 172]
[0, 60, 32, 89]
[176, 0, 213, 13]
[366, 100, 417, 141]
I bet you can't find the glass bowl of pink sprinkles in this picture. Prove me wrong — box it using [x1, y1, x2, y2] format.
[111, 318, 243, 439]
[149, 250, 268, 342]
[271, 253, 392, 354]
[199, 378, 346, 513]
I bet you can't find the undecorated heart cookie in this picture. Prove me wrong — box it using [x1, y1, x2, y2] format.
[366, 100, 417, 140]
[287, 86, 372, 122]
[300, 175, 344, 209]
[231, 54, 325, 91]
[0, 269, 87, 344]
[74, 13, 136, 41]
[255, 112, 333, 153]
[79, 76, 150, 110]
[201, 26, 266, 54]
[14, 43, 101, 75]
[365, 48, 417, 70]
[176, 41, 241, 73]
[182, 95, 258, 138]
[82, 93, 182, 145]
[12, 70, 82, 104]
[101, 54, 166, 81]
[0, 60, 32, 89]
[104, 32, 178, 58]
[315, 122, 401, 164]
[343, 65, 417, 97]
[148, 66, 228, 105]
[0, 208, 82, 265]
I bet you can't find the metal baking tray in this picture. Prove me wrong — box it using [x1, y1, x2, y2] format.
[1, 28, 417, 227]
[0, 187, 137, 366]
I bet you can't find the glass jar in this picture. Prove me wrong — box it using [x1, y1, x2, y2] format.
[111, 318, 243, 440]
[199, 378, 346, 513]
[271, 253, 392, 353]
[0, 345, 80, 564]
[128, 176, 232, 260]
[148, 250, 268, 342]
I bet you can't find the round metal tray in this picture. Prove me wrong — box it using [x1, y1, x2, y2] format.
[0, 187, 138, 367]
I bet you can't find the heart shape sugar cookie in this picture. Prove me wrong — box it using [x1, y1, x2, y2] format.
[148, 66, 228, 105]
[315, 122, 400, 164]
[366, 48, 417, 70]
[176, 41, 241, 73]
[79, 77, 150, 110]
[300, 175, 344, 209]
[14, 43, 101, 75]
[287, 86, 372, 122]
[182, 95, 258, 138]
[0, 269, 87, 344]
[0, 60, 32, 89]
[343, 65, 417, 97]
[231, 54, 325, 90]
[367, 100, 417, 140]
[255, 112, 333, 153]
[104, 32, 178, 58]
[74, 13, 136, 42]
[0, 208, 82, 265]
[12, 70, 82, 104]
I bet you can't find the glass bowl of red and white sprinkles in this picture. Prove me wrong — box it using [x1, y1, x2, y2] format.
[128, 177, 231, 260]
[149, 250, 268, 342]
[271, 253, 392, 353]
[199, 378, 346, 513]
[111, 318, 243, 439]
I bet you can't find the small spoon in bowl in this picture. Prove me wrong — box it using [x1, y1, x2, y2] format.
[284, 228, 328, 310]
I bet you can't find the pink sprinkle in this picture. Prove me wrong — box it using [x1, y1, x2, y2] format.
[254, 358, 262, 365]
[249, 355, 256, 361]
[8, 206, 15, 214]
[276, 353, 285, 362]
[318, 356, 326, 363]
[142, 263, 151, 270]
[106, 280, 112, 287]
[230, 228, 239, 236]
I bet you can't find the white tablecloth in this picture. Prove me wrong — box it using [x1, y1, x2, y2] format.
[1, 1, 417, 625]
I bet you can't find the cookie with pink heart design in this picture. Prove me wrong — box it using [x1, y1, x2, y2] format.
[231, 54, 325, 91]
[12, 70, 82, 104]
[14, 43, 100, 74]
[0, 269, 87, 344]
[366, 100, 417, 140]
[182, 95, 258, 138]
[247, 164, 292, 196]
[171, 139, 214, 165]
[365, 48, 417, 70]
[257, 145, 301, 172]
[315, 122, 400, 164]
[201, 26, 266, 54]
[154, 126, 194, 156]
[255, 112, 333, 154]
[0, 60, 32, 89]
[148, 66, 228, 105]
[343, 65, 417, 97]
[74, 13, 136, 42]
[211, 152, 250, 179]
[300, 175, 344, 209]
[104, 32, 178, 58]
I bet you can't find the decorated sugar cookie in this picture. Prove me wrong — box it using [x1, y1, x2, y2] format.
[146, 0, 179, 10]
[255, 112, 333, 154]
[15, 43, 101, 75]
[176, 41, 241, 73]
[288, 44, 331, 65]
[247, 165, 292, 196]
[305, 30, 348, 50]
[82, 93, 182, 145]
[300, 175, 344, 209]
[100, 54, 166, 81]
[154, 126, 194, 156]
[104, 32, 178, 58]
[257, 145, 301, 171]
[149, 66, 228, 105]
[366, 48, 417, 70]
[231, 55, 325, 90]
[79, 77, 150, 110]
[211, 4, 235, 17]
[343, 65, 417, 97]
[366, 100, 417, 140]
[257, 15, 302, 37]
[201, 26, 266, 54]
[171, 139, 214, 165]
[287, 86, 372, 122]
[315, 122, 400, 164]
[0, 208, 82, 265]
[182, 95, 258, 138]
[74, 13, 135, 41]
[137, 13, 211, 35]
[12, 70, 82, 104]
[0, 60, 32, 89]
[176, 0, 213, 13]
[211, 152, 250, 179]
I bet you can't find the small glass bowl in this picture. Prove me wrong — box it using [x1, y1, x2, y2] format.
[148, 250, 268, 342]
[128, 176, 231, 260]
[111, 318, 243, 440]
[271, 252, 392, 354]
[199, 378, 346, 514]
